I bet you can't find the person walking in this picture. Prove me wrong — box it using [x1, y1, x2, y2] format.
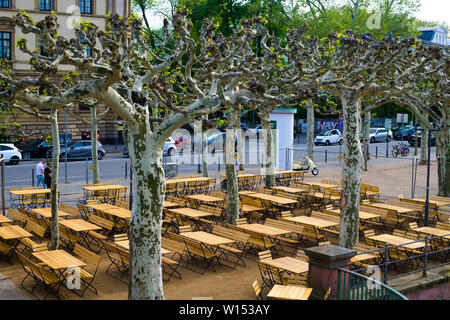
[44, 162, 52, 189]
[36, 159, 46, 188]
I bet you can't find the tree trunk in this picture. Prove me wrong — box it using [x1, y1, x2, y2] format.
[201, 127, 209, 177]
[363, 112, 371, 171]
[49, 110, 60, 250]
[128, 124, 164, 300]
[260, 114, 275, 187]
[306, 100, 315, 160]
[90, 107, 100, 184]
[414, 126, 418, 156]
[338, 94, 362, 249]
[225, 107, 240, 225]
[436, 112, 450, 197]
[420, 128, 428, 165]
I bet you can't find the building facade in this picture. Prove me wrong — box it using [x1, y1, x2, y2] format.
[0, 0, 131, 144]
[418, 26, 449, 47]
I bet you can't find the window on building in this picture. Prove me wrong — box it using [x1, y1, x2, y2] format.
[79, 0, 93, 14]
[0, 32, 11, 60]
[0, 0, 10, 8]
[39, 0, 53, 11]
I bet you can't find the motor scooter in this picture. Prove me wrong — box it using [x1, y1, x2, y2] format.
[292, 156, 319, 176]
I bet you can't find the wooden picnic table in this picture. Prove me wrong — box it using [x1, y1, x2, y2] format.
[262, 256, 309, 274]
[186, 194, 225, 204]
[405, 198, 450, 208]
[59, 219, 102, 233]
[267, 284, 312, 300]
[166, 177, 211, 185]
[0, 215, 12, 225]
[283, 216, 339, 229]
[235, 223, 291, 237]
[32, 250, 86, 270]
[238, 191, 258, 195]
[102, 207, 131, 220]
[0, 225, 32, 240]
[368, 234, 425, 250]
[350, 253, 377, 264]
[249, 193, 298, 206]
[366, 203, 417, 214]
[164, 201, 181, 208]
[237, 174, 260, 178]
[181, 231, 234, 246]
[85, 203, 118, 211]
[328, 209, 381, 221]
[303, 182, 340, 189]
[9, 188, 51, 196]
[169, 207, 214, 219]
[82, 184, 127, 192]
[414, 227, 450, 240]
[115, 240, 172, 255]
[31, 208, 70, 219]
[271, 186, 308, 194]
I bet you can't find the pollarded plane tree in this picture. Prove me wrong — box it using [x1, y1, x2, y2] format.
[66, 97, 110, 184]
[310, 31, 437, 248]
[381, 53, 449, 196]
[0, 10, 255, 299]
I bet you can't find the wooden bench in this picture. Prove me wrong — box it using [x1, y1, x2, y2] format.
[102, 241, 129, 282]
[162, 256, 181, 281]
[72, 244, 101, 296]
[20, 221, 48, 254]
[162, 236, 186, 262]
[6, 208, 27, 226]
[182, 237, 219, 275]
[59, 203, 80, 219]
[264, 219, 301, 253]
[88, 214, 115, 238]
[212, 225, 250, 253]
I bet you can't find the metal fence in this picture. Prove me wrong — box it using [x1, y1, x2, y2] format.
[336, 268, 408, 300]
[287, 147, 439, 200]
[353, 234, 450, 283]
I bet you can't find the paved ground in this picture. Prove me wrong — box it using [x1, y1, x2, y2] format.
[0, 272, 30, 300]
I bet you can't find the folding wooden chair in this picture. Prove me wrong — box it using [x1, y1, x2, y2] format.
[71, 244, 101, 296]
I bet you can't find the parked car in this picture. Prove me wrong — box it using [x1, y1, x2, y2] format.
[122, 137, 177, 157]
[246, 125, 263, 137]
[314, 129, 343, 146]
[408, 132, 436, 147]
[368, 128, 393, 143]
[393, 126, 414, 140]
[17, 140, 53, 160]
[47, 140, 106, 160]
[0, 143, 21, 165]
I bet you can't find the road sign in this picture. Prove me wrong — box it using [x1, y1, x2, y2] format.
[396, 114, 408, 123]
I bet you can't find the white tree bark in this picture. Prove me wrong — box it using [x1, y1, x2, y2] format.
[306, 100, 315, 160]
[128, 122, 165, 300]
[338, 94, 362, 249]
[49, 110, 60, 250]
[260, 114, 275, 187]
[436, 111, 450, 196]
[363, 112, 371, 171]
[90, 107, 100, 184]
[201, 127, 209, 177]
[225, 106, 240, 224]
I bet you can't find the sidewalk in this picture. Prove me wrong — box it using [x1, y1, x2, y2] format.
[0, 273, 30, 300]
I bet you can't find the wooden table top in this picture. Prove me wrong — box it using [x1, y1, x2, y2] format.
[328, 209, 381, 221]
[102, 208, 131, 220]
[164, 201, 181, 208]
[186, 195, 225, 203]
[115, 240, 171, 255]
[237, 174, 261, 178]
[83, 185, 127, 191]
[262, 256, 309, 274]
[368, 234, 425, 250]
[409, 198, 450, 207]
[0, 215, 12, 225]
[59, 219, 102, 232]
[31, 208, 70, 219]
[267, 285, 312, 300]
[238, 191, 258, 195]
[181, 231, 234, 246]
[169, 207, 214, 218]
[272, 186, 308, 194]
[236, 223, 290, 237]
[303, 182, 340, 189]
[275, 171, 298, 175]
[250, 193, 298, 205]
[351, 253, 377, 263]
[166, 177, 212, 184]
[284, 216, 339, 229]
[367, 203, 416, 214]
[0, 225, 32, 240]
[10, 189, 51, 195]
[415, 227, 450, 240]
[86, 203, 118, 211]
[32, 250, 86, 270]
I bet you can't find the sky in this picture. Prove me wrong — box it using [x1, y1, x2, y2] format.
[416, 0, 450, 26]
[143, 0, 450, 30]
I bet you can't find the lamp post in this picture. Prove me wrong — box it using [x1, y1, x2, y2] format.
[415, 123, 440, 226]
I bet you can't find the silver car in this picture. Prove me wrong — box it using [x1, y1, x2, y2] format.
[368, 128, 393, 143]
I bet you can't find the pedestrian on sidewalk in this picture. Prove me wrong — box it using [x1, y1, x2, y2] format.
[36, 159, 46, 188]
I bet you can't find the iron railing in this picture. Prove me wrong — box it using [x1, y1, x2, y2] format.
[353, 234, 450, 283]
[337, 268, 408, 300]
